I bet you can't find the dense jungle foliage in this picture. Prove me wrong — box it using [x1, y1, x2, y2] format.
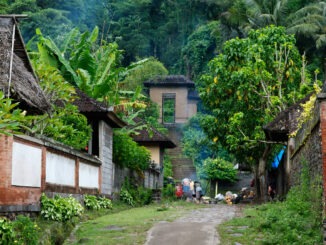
[1, 0, 325, 80]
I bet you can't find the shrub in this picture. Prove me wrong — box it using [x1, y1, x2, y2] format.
[199, 157, 237, 182]
[40, 194, 84, 222]
[163, 183, 177, 201]
[84, 195, 101, 210]
[137, 187, 153, 205]
[13, 215, 39, 245]
[97, 196, 113, 209]
[113, 131, 151, 170]
[0, 218, 14, 244]
[120, 188, 135, 207]
[84, 195, 113, 210]
[120, 178, 153, 206]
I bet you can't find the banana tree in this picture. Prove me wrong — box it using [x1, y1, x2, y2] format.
[28, 27, 125, 105]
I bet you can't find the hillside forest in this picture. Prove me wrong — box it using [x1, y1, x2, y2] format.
[1, 0, 325, 80]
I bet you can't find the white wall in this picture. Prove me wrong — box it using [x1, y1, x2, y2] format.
[46, 152, 75, 186]
[12, 142, 42, 187]
[79, 161, 99, 188]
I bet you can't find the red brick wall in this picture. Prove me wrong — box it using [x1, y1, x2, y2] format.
[0, 135, 41, 206]
[0, 135, 102, 211]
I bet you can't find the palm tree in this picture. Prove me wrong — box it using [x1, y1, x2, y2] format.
[220, 0, 288, 37]
[244, 0, 288, 28]
[286, 1, 326, 77]
[287, 1, 326, 50]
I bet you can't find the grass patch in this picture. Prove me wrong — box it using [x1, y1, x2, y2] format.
[64, 201, 205, 245]
[36, 201, 131, 244]
[218, 163, 323, 245]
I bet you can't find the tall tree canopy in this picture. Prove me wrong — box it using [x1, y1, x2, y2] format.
[198, 25, 316, 165]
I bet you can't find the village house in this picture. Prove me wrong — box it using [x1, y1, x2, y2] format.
[131, 117, 176, 189]
[263, 91, 326, 215]
[144, 75, 200, 181]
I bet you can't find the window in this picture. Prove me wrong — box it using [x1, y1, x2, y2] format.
[162, 93, 175, 124]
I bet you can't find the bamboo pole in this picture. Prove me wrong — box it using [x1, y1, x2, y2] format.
[8, 22, 15, 98]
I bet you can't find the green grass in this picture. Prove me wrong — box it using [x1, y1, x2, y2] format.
[218, 166, 323, 245]
[64, 201, 205, 245]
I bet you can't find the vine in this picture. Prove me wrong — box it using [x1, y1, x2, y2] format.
[290, 82, 321, 137]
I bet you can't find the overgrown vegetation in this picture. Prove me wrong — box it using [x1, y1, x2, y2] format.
[199, 158, 237, 183]
[84, 195, 113, 210]
[0, 91, 26, 135]
[113, 131, 151, 171]
[120, 178, 153, 206]
[162, 184, 178, 202]
[40, 194, 84, 222]
[219, 163, 323, 245]
[0, 218, 14, 244]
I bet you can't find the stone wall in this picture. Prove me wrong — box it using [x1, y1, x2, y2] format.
[113, 165, 161, 193]
[290, 124, 322, 186]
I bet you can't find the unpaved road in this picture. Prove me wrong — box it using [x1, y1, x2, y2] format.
[145, 204, 241, 245]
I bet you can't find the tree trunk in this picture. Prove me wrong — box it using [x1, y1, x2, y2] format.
[256, 145, 271, 201]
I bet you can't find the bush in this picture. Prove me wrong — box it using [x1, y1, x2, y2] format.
[13, 215, 39, 245]
[113, 131, 151, 170]
[137, 187, 153, 205]
[120, 178, 153, 206]
[0, 218, 14, 244]
[84, 195, 113, 210]
[40, 194, 84, 222]
[120, 188, 135, 207]
[163, 183, 177, 201]
[199, 157, 237, 182]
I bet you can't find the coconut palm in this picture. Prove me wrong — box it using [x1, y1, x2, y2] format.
[287, 1, 326, 50]
[220, 0, 288, 37]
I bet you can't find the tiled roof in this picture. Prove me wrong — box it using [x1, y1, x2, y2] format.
[131, 118, 176, 148]
[73, 89, 126, 128]
[263, 94, 312, 142]
[74, 89, 108, 112]
[144, 75, 195, 88]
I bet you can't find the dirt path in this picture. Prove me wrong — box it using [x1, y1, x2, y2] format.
[145, 204, 241, 245]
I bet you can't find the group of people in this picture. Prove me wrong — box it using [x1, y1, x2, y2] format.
[175, 178, 203, 201]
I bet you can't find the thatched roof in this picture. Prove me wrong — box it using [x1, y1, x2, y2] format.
[131, 117, 176, 148]
[144, 75, 196, 88]
[73, 89, 126, 128]
[0, 15, 50, 113]
[263, 94, 312, 142]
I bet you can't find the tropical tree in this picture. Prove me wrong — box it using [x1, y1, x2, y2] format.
[120, 57, 168, 91]
[0, 91, 26, 135]
[286, 1, 326, 53]
[181, 21, 222, 80]
[220, 0, 288, 38]
[198, 26, 318, 199]
[25, 62, 92, 150]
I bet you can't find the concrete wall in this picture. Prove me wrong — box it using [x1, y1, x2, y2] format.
[146, 146, 160, 164]
[12, 141, 42, 187]
[99, 121, 113, 195]
[46, 151, 75, 187]
[149, 87, 191, 124]
[0, 135, 101, 213]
